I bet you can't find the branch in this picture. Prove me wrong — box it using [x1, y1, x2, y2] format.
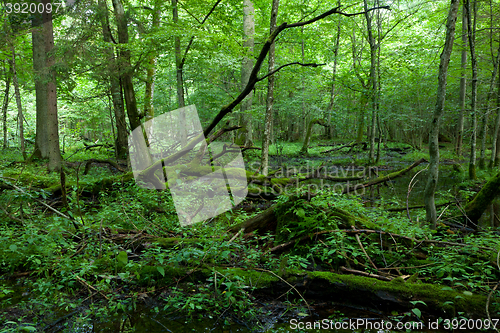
[256, 62, 326, 83]
[202, 5, 390, 137]
[180, 0, 222, 68]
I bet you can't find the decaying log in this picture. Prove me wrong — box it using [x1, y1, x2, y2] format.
[83, 159, 126, 175]
[464, 170, 500, 227]
[342, 158, 427, 194]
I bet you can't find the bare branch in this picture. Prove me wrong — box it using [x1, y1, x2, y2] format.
[203, 5, 391, 137]
[256, 62, 326, 83]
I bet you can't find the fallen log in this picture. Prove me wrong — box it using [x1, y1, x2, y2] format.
[342, 158, 427, 194]
[464, 170, 500, 228]
[321, 141, 367, 154]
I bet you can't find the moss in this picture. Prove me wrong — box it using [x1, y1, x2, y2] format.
[308, 271, 487, 316]
[209, 267, 279, 288]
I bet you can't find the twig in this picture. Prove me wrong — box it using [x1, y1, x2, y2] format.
[486, 281, 500, 333]
[74, 275, 109, 300]
[352, 226, 377, 269]
[406, 166, 427, 223]
[377, 262, 438, 271]
[228, 228, 244, 244]
[340, 266, 392, 281]
[253, 268, 312, 316]
[0, 177, 74, 221]
[266, 228, 494, 253]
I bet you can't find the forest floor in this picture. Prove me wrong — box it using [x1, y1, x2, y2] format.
[1, 139, 500, 332]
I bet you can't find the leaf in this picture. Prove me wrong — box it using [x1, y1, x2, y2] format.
[116, 251, 128, 266]
[297, 312, 308, 317]
[157, 266, 165, 277]
[296, 208, 305, 218]
[9, 244, 18, 251]
[463, 291, 473, 296]
[411, 308, 421, 318]
[441, 286, 453, 291]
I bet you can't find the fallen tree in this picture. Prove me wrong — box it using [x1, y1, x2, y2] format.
[463, 170, 500, 227]
[342, 158, 427, 194]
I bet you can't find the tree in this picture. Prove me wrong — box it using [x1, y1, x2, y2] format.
[1, 62, 10, 150]
[237, 0, 255, 147]
[364, 0, 379, 164]
[31, 0, 62, 172]
[97, 0, 128, 159]
[112, 0, 141, 131]
[10, 47, 26, 160]
[466, 0, 478, 180]
[456, 4, 467, 156]
[260, 0, 279, 176]
[424, 0, 460, 229]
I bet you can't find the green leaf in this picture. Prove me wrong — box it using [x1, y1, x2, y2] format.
[296, 208, 305, 218]
[9, 244, 17, 251]
[411, 308, 421, 318]
[441, 286, 453, 291]
[297, 312, 308, 317]
[157, 266, 165, 277]
[116, 251, 128, 266]
[463, 291, 473, 296]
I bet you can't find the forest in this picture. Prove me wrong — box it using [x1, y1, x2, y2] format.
[1, 0, 500, 331]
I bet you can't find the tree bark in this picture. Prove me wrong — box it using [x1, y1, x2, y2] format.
[112, 0, 141, 132]
[424, 0, 459, 229]
[456, 5, 467, 156]
[364, 0, 379, 164]
[98, 0, 128, 159]
[464, 171, 500, 226]
[300, 119, 327, 154]
[238, 0, 255, 147]
[490, 34, 500, 169]
[171, 0, 187, 146]
[144, 1, 161, 123]
[325, 6, 341, 140]
[31, 1, 62, 171]
[2, 63, 10, 150]
[260, 0, 279, 176]
[466, 0, 478, 180]
[31, 11, 49, 159]
[10, 48, 26, 160]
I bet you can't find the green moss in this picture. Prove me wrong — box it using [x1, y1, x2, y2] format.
[209, 267, 279, 288]
[308, 271, 487, 316]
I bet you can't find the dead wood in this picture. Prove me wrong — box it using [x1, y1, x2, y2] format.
[83, 159, 126, 175]
[342, 158, 427, 194]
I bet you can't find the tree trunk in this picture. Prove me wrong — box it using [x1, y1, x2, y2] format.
[171, 0, 187, 147]
[31, 11, 49, 159]
[10, 48, 26, 160]
[144, 2, 160, 122]
[300, 119, 327, 155]
[364, 0, 378, 164]
[424, 0, 459, 229]
[31, 2, 62, 171]
[98, 0, 128, 159]
[325, 8, 341, 140]
[238, 0, 255, 147]
[456, 5, 467, 156]
[2, 63, 10, 150]
[260, 0, 279, 176]
[112, 0, 141, 132]
[490, 34, 500, 169]
[467, 0, 478, 180]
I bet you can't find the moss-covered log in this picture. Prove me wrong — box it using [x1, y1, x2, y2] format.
[343, 158, 427, 194]
[464, 170, 500, 226]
